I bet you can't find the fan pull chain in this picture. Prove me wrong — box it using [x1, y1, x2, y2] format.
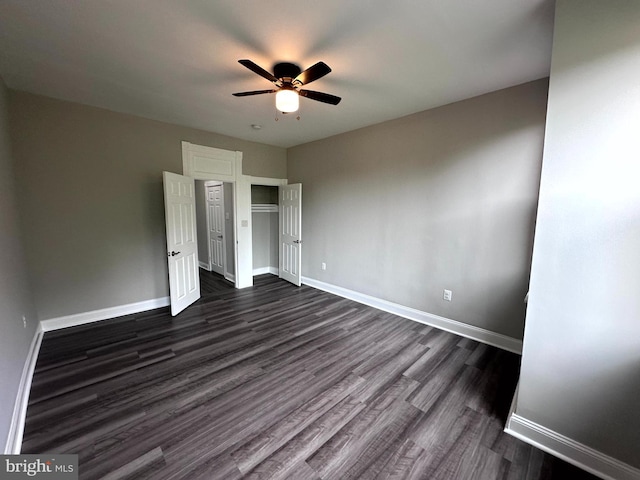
[273, 106, 301, 121]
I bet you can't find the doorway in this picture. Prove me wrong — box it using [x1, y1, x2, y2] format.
[250, 182, 302, 287]
[251, 185, 279, 277]
[195, 180, 236, 283]
[166, 142, 300, 315]
[180, 141, 291, 290]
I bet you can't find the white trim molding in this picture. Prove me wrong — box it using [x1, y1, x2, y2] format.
[302, 277, 523, 354]
[199, 261, 212, 271]
[506, 409, 640, 480]
[248, 176, 288, 187]
[5, 325, 44, 454]
[253, 267, 278, 276]
[40, 297, 170, 332]
[9, 296, 170, 451]
[181, 142, 240, 183]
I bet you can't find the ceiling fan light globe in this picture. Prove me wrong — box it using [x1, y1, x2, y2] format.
[276, 90, 299, 113]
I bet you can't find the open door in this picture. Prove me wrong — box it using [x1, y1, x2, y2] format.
[163, 171, 200, 315]
[279, 183, 302, 286]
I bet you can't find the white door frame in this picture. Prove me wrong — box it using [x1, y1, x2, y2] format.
[249, 176, 288, 188]
[182, 142, 287, 289]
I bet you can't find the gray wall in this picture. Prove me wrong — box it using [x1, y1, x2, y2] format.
[0, 78, 37, 451]
[288, 80, 548, 339]
[251, 212, 278, 271]
[251, 186, 279, 272]
[517, 1, 640, 468]
[8, 91, 286, 320]
[251, 185, 278, 205]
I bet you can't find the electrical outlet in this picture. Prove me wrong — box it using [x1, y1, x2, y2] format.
[443, 289, 452, 302]
[22, 315, 27, 328]
[321, 262, 327, 270]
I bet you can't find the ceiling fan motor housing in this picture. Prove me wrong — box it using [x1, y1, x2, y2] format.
[274, 62, 302, 83]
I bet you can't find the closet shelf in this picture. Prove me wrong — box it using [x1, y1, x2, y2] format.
[251, 204, 279, 213]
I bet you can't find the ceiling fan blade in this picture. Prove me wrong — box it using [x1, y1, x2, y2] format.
[299, 89, 341, 105]
[295, 62, 331, 85]
[238, 59, 278, 83]
[232, 89, 277, 97]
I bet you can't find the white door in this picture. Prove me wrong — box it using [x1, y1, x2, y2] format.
[279, 183, 302, 286]
[163, 171, 200, 316]
[207, 184, 225, 276]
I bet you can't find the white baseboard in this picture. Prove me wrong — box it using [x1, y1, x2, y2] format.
[301, 277, 522, 354]
[40, 297, 170, 332]
[5, 325, 43, 454]
[199, 261, 211, 271]
[225, 272, 236, 283]
[253, 267, 278, 276]
[506, 408, 640, 480]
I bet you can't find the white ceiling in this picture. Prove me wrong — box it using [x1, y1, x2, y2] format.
[0, 1, 555, 148]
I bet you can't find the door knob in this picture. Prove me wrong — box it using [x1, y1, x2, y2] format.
[217, 235, 223, 239]
[293, 240, 302, 244]
[169, 251, 181, 257]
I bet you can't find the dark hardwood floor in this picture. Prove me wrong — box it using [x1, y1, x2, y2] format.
[22, 272, 598, 480]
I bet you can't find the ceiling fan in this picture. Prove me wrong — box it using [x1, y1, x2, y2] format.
[233, 59, 341, 113]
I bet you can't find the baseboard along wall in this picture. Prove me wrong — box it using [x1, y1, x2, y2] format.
[505, 394, 640, 480]
[302, 277, 523, 354]
[252, 267, 278, 276]
[306, 276, 640, 479]
[8, 296, 170, 452]
[39, 297, 170, 332]
[5, 326, 43, 454]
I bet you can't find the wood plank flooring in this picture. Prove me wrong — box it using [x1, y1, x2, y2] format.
[22, 273, 598, 480]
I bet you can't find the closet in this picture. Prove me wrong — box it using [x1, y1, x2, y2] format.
[251, 185, 279, 276]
